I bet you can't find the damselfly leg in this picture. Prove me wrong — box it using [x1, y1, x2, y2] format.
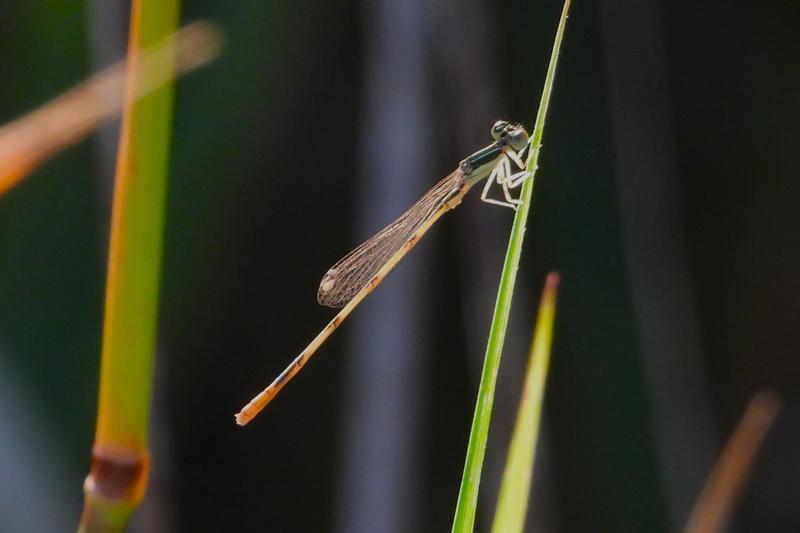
[480, 146, 530, 209]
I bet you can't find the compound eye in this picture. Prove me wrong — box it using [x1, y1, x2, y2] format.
[491, 120, 510, 141]
[506, 129, 529, 151]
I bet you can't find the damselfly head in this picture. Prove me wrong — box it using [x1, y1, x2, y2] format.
[504, 126, 529, 152]
[490, 120, 529, 151]
[490, 120, 512, 141]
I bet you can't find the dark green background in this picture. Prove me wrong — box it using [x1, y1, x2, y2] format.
[0, 1, 798, 531]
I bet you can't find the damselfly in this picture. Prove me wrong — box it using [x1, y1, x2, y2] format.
[235, 120, 531, 425]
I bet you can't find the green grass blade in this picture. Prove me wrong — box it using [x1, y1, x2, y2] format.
[451, 1, 570, 531]
[491, 273, 560, 533]
[79, 1, 181, 531]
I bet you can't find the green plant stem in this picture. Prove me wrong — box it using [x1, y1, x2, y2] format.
[79, 0, 180, 531]
[491, 273, 560, 533]
[451, 1, 570, 531]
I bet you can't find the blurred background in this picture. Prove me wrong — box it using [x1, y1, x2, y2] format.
[0, 0, 799, 531]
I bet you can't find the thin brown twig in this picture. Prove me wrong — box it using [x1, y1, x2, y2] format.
[0, 21, 221, 196]
[684, 390, 781, 533]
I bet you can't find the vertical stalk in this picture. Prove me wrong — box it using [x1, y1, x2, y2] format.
[79, 0, 180, 531]
[451, 1, 570, 531]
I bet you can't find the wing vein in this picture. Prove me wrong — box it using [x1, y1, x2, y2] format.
[317, 169, 465, 307]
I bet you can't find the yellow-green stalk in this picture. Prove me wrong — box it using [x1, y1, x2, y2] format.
[491, 273, 560, 533]
[80, 0, 180, 531]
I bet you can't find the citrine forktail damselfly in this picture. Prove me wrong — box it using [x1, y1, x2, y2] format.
[235, 120, 531, 426]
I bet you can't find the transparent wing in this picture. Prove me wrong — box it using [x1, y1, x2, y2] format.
[317, 169, 466, 307]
